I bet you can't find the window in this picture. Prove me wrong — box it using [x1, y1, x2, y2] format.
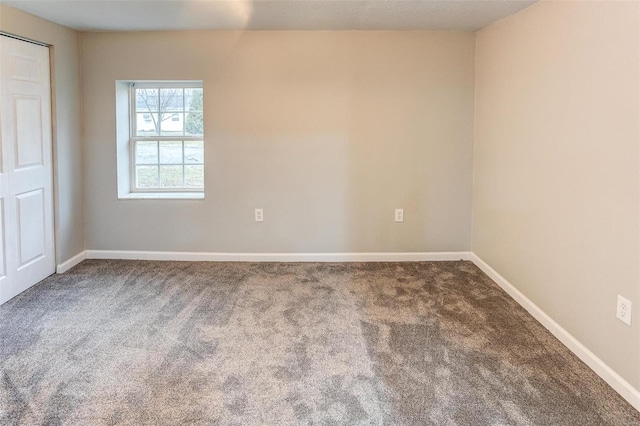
[130, 82, 204, 193]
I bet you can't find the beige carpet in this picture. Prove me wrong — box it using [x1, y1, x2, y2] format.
[1, 260, 638, 425]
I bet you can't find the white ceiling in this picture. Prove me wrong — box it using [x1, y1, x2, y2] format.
[5, 0, 536, 31]
[3, 0, 537, 32]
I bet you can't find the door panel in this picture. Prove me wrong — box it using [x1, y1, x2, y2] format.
[16, 189, 45, 266]
[10, 55, 40, 82]
[14, 96, 44, 168]
[0, 36, 54, 304]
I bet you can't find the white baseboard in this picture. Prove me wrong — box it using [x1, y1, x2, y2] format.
[85, 250, 471, 262]
[470, 253, 640, 412]
[56, 251, 87, 273]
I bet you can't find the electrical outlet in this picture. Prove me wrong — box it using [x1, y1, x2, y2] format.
[616, 295, 632, 326]
[395, 209, 404, 223]
[255, 208, 264, 222]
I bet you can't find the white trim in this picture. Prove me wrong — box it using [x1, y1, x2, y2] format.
[85, 250, 471, 263]
[118, 192, 204, 200]
[0, 31, 49, 47]
[56, 251, 87, 274]
[130, 81, 202, 89]
[470, 253, 640, 412]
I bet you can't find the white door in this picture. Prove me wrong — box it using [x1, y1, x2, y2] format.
[0, 35, 55, 304]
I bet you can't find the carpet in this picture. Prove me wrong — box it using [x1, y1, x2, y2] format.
[1, 260, 638, 425]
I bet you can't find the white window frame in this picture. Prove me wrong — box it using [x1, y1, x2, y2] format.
[129, 81, 204, 194]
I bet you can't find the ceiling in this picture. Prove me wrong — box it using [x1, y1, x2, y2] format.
[3, 0, 537, 32]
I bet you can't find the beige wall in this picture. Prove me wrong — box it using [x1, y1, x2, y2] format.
[0, 5, 85, 264]
[81, 31, 475, 253]
[473, 1, 640, 388]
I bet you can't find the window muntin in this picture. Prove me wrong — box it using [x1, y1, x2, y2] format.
[130, 82, 203, 192]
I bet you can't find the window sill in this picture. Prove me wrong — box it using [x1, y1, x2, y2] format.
[119, 192, 204, 200]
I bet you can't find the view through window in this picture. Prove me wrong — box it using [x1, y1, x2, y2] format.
[131, 83, 204, 191]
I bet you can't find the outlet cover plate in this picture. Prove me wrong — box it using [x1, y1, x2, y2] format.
[395, 209, 404, 223]
[617, 295, 632, 326]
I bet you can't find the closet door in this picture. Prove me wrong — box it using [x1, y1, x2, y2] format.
[0, 35, 55, 304]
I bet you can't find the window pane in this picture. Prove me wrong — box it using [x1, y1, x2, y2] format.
[136, 113, 159, 136]
[185, 88, 203, 111]
[136, 165, 159, 188]
[160, 112, 184, 136]
[160, 165, 183, 188]
[159, 141, 183, 164]
[185, 165, 204, 188]
[184, 141, 203, 163]
[135, 88, 159, 112]
[185, 112, 203, 136]
[135, 141, 158, 164]
[160, 88, 183, 112]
